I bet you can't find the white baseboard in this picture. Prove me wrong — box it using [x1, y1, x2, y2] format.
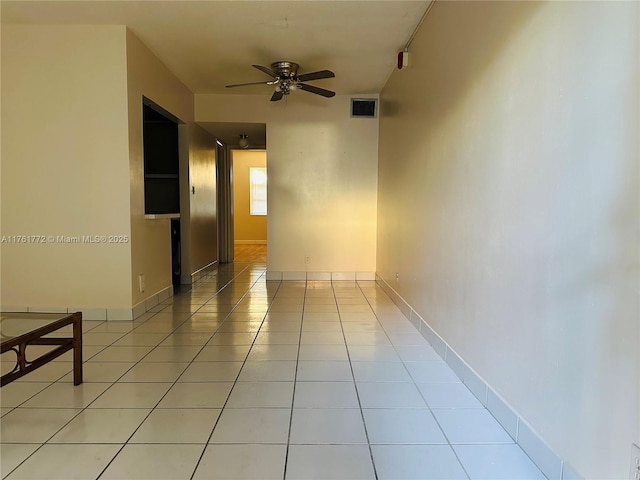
[181, 260, 219, 285]
[0, 305, 108, 321]
[27, 306, 68, 313]
[1, 285, 176, 322]
[375, 273, 579, 480]
[0, 306, 29, 313]
[234, 240, 267, 245]
[265, 270, 283, 281]
[307, 272, 331, 281]
[107, 308, 135, 321]
[131, 285, 175, 320]
[191, 261, 218, 284]
[282, 271, 306, 281]
[266, 271, 376, 282]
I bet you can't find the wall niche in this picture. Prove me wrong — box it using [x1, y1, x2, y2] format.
[143, 99, 180, 215]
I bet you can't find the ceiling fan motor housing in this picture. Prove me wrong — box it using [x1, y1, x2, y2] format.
[271, 61, 299, 78]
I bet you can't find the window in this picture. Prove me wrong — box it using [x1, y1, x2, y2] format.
[250, 167, 267, 215]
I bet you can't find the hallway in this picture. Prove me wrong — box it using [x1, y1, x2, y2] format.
[1, 261, 544, 479]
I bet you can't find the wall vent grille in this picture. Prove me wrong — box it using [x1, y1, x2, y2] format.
[351, 98, 377, 118]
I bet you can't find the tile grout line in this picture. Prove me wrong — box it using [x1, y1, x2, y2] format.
[342, 281, 379, 480]
[188, 271, 282, 480]
[282, 279, 307, 480]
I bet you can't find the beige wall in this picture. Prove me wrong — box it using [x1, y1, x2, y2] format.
[233, 150, 267, 243]
[377, 2, 639, 478]
[179, 123, 218, 282]
[1, 25, 132, 311]
[1, 25, 214, 316]
[196, 94, 378, 276]
[125, 30, 194, 306]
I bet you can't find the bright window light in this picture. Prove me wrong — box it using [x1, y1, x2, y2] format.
[250, 167, 267, 216]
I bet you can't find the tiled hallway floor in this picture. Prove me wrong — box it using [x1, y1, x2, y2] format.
[1, 262, 546, 479]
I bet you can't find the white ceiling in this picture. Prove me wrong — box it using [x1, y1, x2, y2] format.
[2, 0, 431, 96]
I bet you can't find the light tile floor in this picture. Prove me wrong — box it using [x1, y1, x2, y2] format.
[0, 262, 546, 479]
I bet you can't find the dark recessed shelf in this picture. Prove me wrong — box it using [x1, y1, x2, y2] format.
[144, 174, 179, 179]
[143, 101, 180, 216]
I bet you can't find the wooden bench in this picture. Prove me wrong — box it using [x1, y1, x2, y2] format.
[1, 312, 83, 386]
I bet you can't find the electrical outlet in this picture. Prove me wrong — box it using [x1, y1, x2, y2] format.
[138, 274, 145, 293]
[630, 443, 640, 480]
[396, 272, 399, 282]
[305, 256, 310, 265]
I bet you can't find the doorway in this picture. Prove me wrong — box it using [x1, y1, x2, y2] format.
[232, 149, 267, 264]
[196, 122, 267, 265]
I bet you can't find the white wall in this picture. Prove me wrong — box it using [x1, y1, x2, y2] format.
[377, 2, 639, 478]
[126, 29, 194, 306]
[196, 94, 378, 277]
[1, 25, 132, 313]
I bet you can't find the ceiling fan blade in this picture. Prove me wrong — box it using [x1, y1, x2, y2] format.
[252, 64, 277, 78]
[271, 91, 284, 102]
[296, 70, 335, 82]
[298, 83, 336, 98]
[225, 81, 273, 88]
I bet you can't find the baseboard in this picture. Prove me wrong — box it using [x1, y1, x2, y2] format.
[190, 260, 218, 284]
[1, 285, 176, 322]
[266, 271, 376, 281]
[131, 284, 174, 321]
[0, 305, 110, 321]
[375, 273, 581, 480]
[181, 260, 219, 285]
[234, 240, 267, 245]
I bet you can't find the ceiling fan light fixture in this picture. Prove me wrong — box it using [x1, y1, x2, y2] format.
[238, 134, 250, 149]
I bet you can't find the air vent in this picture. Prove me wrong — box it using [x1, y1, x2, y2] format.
[351, 98, 377, 118]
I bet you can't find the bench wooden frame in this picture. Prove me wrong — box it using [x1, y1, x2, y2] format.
[1, 312, 83, 386]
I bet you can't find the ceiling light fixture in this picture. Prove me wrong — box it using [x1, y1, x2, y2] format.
[238, 134, 250, 149]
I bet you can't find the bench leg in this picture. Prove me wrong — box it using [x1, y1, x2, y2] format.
[72, 314, 83, 385]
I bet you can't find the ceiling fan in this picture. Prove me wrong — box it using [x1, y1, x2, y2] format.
[225, 61, 336, 101]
